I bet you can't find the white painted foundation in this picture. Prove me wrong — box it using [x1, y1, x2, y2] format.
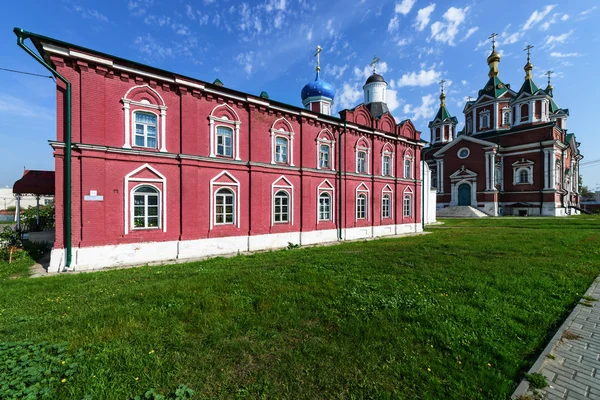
[48, 224, 423, 272]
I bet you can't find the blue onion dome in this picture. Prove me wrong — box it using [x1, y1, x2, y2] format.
[301, 71, 335, 101]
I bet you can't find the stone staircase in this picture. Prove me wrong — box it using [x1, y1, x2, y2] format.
[436, 206, 490, 218]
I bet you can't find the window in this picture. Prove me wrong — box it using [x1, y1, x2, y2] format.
[382, 155, 391, 176]
[133, 186, 160, 229]
[403, 195, 411, 217]
[382, 194, 391, 218]
[520, 104, 529, 122]
[432, 176, 438, 189]
[275, 137, 289, 163]
[503, 110, 511, 125]
[134, 111, 158, 148]
[495, 166, 502, 186]
[216, 126, 233, 157]
[319, 193, 331, 221]
[273, 190, 289, 223]
[467, 119, 472, 134]
[356, 194, 367, 219]
[44, 199, 53, 206]
[215, 188, 235, 224]
[519, 169, 529, 184]
[404, 158, 412, 179]
[319, 144, 331, 168]
[357, 151, 367, 173]
[457, 147, 470, 159]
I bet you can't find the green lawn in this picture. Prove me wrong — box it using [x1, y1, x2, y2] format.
[0, 216, 599, 399]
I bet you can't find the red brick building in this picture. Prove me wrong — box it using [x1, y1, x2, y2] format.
[19, 31, 425, 272]
[423, 41, 582, 217]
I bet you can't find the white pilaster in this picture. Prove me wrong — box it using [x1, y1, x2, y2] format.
[123, 103, 131, 148]
[549, 152, 556, 188]
[493, 103, 498, 129]
[209, 119, 215, 157]
[235, 124, 241, 161]
[543, 150, 549, 189]
[159, 108, 167, 152]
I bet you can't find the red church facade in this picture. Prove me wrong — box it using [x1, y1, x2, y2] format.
[423, 40, 582, 217]
[20, 31, 424, 272]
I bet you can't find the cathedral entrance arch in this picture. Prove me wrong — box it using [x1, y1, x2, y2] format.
[457, 183, 471, 206]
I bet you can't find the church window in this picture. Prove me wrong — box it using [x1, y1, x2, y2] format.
[467, 119, 472, 134]
[432, 176, 438, 189]
[132, 185, 160, 229]
[133, 111, 158, 148]
[319, 144, 330, 168]
[520, 104, 529, 122]
[404, 157, 412, 179]
[215, 188, 235, 225]
[357, 151, 367, 173]
[457, 147, 470, 159]
[275, 137, 289, 163]
[273, 190, 289, 223]
[555, 162, 562, 188]
[519, 169, 529, 184]
[403, 194, 412, 217]
[382, 155, 391, 176]
[356, 193, 367, 219]
[319, 192, 331, 221]
[216, 126, 233, 157]
[502, 109, 511, 125]
[382, 194, 391, 219]
[479, 110, 491, 129]
[495, 165, 502, 186]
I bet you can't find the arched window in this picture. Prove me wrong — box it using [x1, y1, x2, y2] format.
[215, 188, 235, 224]
[403, 195, 412, 217]
[404, 158, 412, 179]
[436, 127, 441, 142]
[482, 114, 489, 128]
[519, 169, 529, 184]
[274, 190, 289, 223]
[382, 194, 391, 218]
[132, 185, 160, 229]
[495, 166, 502, 186]
[319, 144, 331, 168]
[467, 119, 472, 134]
[134, 111, 158, 148]
[319, 192, 331, 221]
[555, 162, 562, 188]
[216, 126, 233, 157]
[356, 193, 367, 219]
[520, 104, 529, 122]
[502, 110, 511, 125]
[275, 137, 289, 163]
[432, 176, 438, 189]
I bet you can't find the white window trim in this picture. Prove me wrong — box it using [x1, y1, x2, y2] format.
[317, 179, 335, 223]
[403, 187, 413, 218]
[479, 109, 491, 130]
[210, 171, 241, 229]
[270, 118, 295, 166]
[512, 164, 534, 185]
[209, 104, 241, 160]
[215, 125, 234, 158]
[381, 146, 394, 177]
[355, 183, 370, 221]
[403, 153, 414, 179]
[214, 188, 236, 226]
[130, 184, 162, 230]
[124, 163, 167, 235]
[355, 138, 371, 174]
[122, 85, 167, 152]
[132, 110, 159, 149]
[381, 184, 393, 219]
[316, 130, 336, 170]
[457, 147, 470, 159]
[271, 176, 294, 226]
[502, 107, 511, 126]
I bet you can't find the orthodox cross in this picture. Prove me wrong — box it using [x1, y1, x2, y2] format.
[546, 70, 554, 86]
[314, 45, 322, 71]
[370, 56, 380, 73]
[466, 95, 472, 102]
[488, 32, 498, 50]
[439, 79, 446, 94]
[524, 44, 534, 61]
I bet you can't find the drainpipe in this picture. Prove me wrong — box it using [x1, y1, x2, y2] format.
[421, 158, 425, 230]
[14, 28, 72, 270]
[337, 119, 346, 241]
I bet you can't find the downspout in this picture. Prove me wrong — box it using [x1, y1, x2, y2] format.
[338, 119, 346, 241]
[421, 158, 425, 230]
[14, 28, 72, 270]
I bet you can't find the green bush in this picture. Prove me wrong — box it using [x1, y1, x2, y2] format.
[21, 204, 55, 232]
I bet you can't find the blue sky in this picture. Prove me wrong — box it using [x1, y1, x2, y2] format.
[1, 0, 599, 191]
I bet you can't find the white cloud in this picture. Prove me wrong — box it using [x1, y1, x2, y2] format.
[326, 64, 349, 79]
[550, 52, 581, 58]
[386, 89, 401, 112]
[543, 30, 573, 49]
[523, 5, 556, 30]
[354, 61, 389, 81]
[307, 29, 312, 41]
[72, 6, 109, 22]
[579, 6, 597, 16]
[388, 15, 400, 33]
[540, 13, 569, 31]
[414, 3, 435, 32]
[402, 94, 436, 121]
[397, 68, 440, 87]
[396, 37, 411, 46]
[236, 52, 255, 75]
[430, 6, 470, 46]
[266, 0, 286, 12]
[461, 80, 467, 85]
[474, 39, 487, 50]
[502, 31, 521, 45]
[463, 27, 479, 41]
[338, 83, 362, 110]
[134, 34, 174, 59]
[128, 0, 153, 16]
[395, 0, 416, 15]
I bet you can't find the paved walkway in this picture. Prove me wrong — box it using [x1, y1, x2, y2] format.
[513, 276, 600, 399]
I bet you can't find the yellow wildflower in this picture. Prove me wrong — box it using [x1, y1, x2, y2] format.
[61, 378, 66, 383]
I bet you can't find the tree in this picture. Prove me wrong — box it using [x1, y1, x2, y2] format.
[579, 175, 593, 199]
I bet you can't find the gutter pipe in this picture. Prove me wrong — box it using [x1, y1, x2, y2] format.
[14, 28, 72, 270]
[338, 119, 346, 241]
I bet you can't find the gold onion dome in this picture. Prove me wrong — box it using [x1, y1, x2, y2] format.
[439, 91, 446, 107]
[487, 49, 501, 65]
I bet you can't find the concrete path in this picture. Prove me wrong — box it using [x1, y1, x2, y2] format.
[512, 276, 600, 399]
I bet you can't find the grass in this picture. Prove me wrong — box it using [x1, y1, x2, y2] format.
[0, 215, 598, 399]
